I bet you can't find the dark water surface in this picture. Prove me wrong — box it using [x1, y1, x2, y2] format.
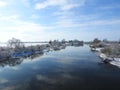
[0, 45, 120, 90]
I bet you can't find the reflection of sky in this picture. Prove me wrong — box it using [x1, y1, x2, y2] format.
[0, 45, 120, 90]
[0, 78, 8, 84]
[0, 46, 88, 89]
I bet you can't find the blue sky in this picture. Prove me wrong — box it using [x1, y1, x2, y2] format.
[0, 0, 120, 42]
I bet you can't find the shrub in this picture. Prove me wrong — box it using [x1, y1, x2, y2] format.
[101, 47, 112, 55]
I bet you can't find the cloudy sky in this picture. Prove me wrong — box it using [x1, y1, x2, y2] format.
[0, 0, 120, 42]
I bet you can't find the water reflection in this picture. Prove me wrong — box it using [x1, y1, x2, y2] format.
[0, 58, 23, 67]
[0, 78, 8, 84]
[0, 45, 120, 90]
[0, 53, 44, 67]
[0, 44, 83, 67]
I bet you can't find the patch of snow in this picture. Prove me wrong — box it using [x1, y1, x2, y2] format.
[110, 60, 120, 68]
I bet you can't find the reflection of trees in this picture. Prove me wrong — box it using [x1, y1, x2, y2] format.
[28, 53, 44, 60]
[0, 58, 23, 67]
[0, 53, 44, 67]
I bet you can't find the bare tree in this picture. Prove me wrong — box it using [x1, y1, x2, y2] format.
[7, 38, 24, 49]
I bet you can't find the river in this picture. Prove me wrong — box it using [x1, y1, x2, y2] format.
[0, 45, 120, 90]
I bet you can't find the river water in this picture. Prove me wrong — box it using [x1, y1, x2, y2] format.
[0, 45, 120, 90]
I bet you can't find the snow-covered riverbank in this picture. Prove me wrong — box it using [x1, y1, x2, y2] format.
[91, 46, 120, 68]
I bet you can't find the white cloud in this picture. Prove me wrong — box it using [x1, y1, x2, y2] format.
[55, 18, 75, 27]
[34, 0, 83, 11]
[0, 14, 19, 21]
[0, 1, 7, 7]
[35, 0, 67, 9]
[0, 13, 119, 42]
[54, 9, 120, 28]
[35, 2, 48, 9]
[30, 14, 40, 19]
[0, 0, 119, 42]
[21, 0, 30, 7]
[61, 4, 79, 11]
[0, 14, 54, 42]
